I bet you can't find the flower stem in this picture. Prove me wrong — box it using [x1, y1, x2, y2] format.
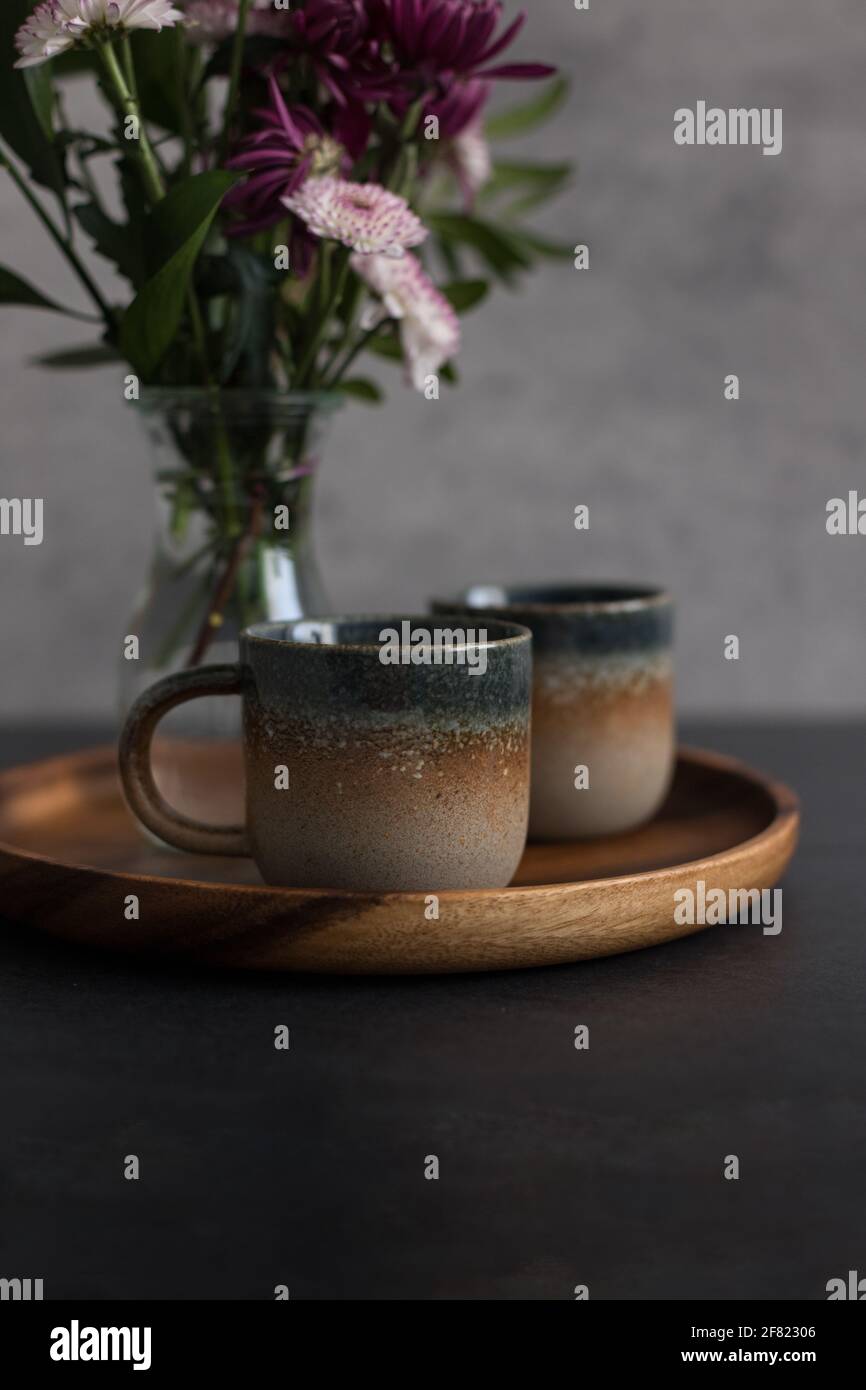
[295, 248, 351, 387]
[175, 28, 196, 179]
[187, 287, 212, 386]
[101, 40, 214, 384]
[218, 0, 253, 166]
[0, 141, 113, 327]
[211, 392, 241, 534]
[323, 321, 387, 388]
[186, 488, 264, 667]
[383, 96, 425, 191]
[401, 97, 426, 142]
[121, 34, 139, 102]
[98, 39, 165, 205]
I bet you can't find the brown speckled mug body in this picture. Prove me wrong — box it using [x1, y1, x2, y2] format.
[119, 615, 532, 890]
[432, 586, 674, 841]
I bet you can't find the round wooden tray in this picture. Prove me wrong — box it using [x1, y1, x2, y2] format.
[0, 746, 798, 974]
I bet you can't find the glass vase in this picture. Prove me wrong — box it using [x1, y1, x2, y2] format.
[120, 388, 340, 834]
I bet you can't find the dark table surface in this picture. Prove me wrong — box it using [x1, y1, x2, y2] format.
[0, 720, 862, 1301]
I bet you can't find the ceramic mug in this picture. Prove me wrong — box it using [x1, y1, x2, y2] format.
[119, 615, 532, 891]
[432, 584, 675, 840]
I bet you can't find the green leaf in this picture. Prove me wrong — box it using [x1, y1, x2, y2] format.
[219, 244, 279, 386]
[0, 263, 92, 318]
[130, 30, 185, 135]
[33, 342, 121, 368]
[117, 153, 150, 257]
[0, 1, 66, 197]
[338, 378, 384, 404]
[440, 279, 489, 313]
[24, 66, 55, 143]
[119, 170, 240, 377]
[509, 229, 577, 260]
[480, 159, 573, 215]
[74, 200, 145, 286]
[435, 236, 463, 280]
[57, 130, 116, 159]
[363, 334, 456, 387]
[425, 213, 532, 283]
[365, 333, 402, 362]
[485, 77, 569, 141]
[144, 169, 241, 270]
[483, 159, 573, 191]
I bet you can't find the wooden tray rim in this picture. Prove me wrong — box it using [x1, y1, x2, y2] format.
[0, 743, 800, 903]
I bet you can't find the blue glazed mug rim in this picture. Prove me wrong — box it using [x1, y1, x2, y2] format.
[242, 614, 533, 653]
[431, 582, 672, 617]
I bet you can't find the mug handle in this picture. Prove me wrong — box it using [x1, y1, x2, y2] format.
[118, 663, 250, 856]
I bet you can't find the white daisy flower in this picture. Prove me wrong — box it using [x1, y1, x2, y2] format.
[350, 252, 461, 391]
[283, 178, 427, 258]
[15, 0, 184, 69]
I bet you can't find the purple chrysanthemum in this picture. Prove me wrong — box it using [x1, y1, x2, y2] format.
[426, 76, 490, 139]
[409, 77, 491, 205]
[288, 0, 395, 105]
[371, 0, 555, 82]
[224, 77, 346, 238]
[282, 177, 427, 257]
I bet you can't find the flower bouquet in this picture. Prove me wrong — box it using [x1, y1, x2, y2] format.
[2, 0, 570, 817]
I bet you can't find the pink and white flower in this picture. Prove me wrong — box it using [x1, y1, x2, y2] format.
[183, 0, 291, 45]
[350, 252, 460, 391]
[449, 118, 493, 204]
[15, 0, 184, 68]
[282, 178, 427, 258]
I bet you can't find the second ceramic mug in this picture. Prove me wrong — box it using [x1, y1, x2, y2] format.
[119, 615, 532, 891]
[432, 584, 675, 840]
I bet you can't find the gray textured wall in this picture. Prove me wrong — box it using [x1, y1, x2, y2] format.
[1, 0, 864, 719]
